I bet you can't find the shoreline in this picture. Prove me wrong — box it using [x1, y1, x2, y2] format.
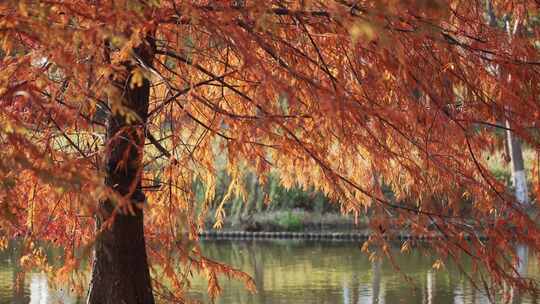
[197, 230, 488, 241]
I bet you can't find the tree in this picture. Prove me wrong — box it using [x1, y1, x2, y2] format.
[86, 37, 156, 303]
[486, 0, 530, 206]
[1, 1, 540, 302]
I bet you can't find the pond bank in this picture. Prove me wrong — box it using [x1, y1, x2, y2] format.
[197, 230, 488, 241]
[201, 210, 491, 241]
[204, 210, 368, 232]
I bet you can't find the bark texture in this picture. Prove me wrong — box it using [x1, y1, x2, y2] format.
[87, 39, 155, 304]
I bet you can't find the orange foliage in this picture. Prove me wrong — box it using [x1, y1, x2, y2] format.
[1, 0, 540, 301]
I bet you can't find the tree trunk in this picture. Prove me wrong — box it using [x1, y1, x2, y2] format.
[486, 0, 529, 206]
[87, 39, 155, 304]
[506, 119, 529, 205]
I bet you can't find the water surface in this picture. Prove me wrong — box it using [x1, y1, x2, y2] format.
[0, 240, 537, 303]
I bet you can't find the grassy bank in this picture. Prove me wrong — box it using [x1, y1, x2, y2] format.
[204, 210, 369, 232]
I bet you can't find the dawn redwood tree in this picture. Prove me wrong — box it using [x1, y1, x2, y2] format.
[86, 38, 156, 303]
[2, 1, 540, 302]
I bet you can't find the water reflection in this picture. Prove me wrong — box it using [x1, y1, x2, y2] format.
[190, 240, 538, 304]
[510, 245, 530, 304]
[29, 273, 77, 304]
[0, 245, 80, 304]
[0, 240, 538, 303]
[426, 270, 434, 304]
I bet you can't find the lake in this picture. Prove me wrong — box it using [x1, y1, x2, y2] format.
[0, 239, 537, 303]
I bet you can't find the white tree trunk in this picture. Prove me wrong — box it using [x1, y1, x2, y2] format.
[506, 119, 529, 205]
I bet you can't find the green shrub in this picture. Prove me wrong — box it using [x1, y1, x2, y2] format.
[277, 211, 303, 231]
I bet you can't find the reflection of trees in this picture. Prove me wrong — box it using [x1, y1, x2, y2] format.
[1, 242, 82, 304]
[510, 244, 529, 304]
[216, 241, 538, 304]
[452, 273, 492, 304]
[199, 240, 531, 304]
[371, 259, 384, 304]
[10, 242, 28, 304]
[200, 240, 367, 303]
[453, 282, 464, 304]
[342, 279, 350, 303]
[12, 270, 26, 304]
[343, 259, 384, 304]
[29, 273, 83, 304]
[342, 274, 361, 304]
[246, 241, 265, 303]
[30, 273, 49, 304]
[424, 270, 434, 304]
